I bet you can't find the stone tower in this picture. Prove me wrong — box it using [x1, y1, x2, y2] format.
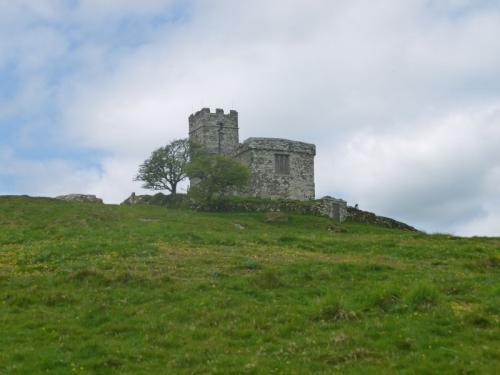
[188, 108, 239, 156]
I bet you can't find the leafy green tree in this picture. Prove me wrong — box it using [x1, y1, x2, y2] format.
[135, 138, 190, 195]
[186, 155, 250, 208]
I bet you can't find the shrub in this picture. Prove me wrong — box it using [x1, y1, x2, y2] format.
[186, 155, 250, 210]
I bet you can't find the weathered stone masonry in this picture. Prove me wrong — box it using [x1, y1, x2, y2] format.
[235, 138, 315, 200]
[189, 108, 239, 156]
[189, 108, 316, 201]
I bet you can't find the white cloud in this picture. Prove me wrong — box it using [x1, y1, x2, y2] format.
[456, 209, 500, 237]
[0, 150, 101, 197]
[316, 104, 500, 232]
[76, 0, 173, 17]
[0, 150, 153, 203]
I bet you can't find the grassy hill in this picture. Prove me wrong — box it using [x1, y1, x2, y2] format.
[0, 196, 498, 374]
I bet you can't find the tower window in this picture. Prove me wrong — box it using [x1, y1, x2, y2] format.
[275, 154, 290, 175]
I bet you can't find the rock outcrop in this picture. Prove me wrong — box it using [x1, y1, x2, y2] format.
[121, 192, 187, 208]
[56, 194, 103, 204]
[347, 206, 417, 231]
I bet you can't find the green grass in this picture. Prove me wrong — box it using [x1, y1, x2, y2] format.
[0, 196, 499, 374]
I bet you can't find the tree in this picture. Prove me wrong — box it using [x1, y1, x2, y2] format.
[135, 138, 190, 195]
[186, 154, 250, 208]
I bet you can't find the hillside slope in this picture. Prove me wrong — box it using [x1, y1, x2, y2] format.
[0, 196, 498, 374]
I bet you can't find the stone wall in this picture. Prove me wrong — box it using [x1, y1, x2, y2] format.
[189, 108, 239, 156]
[316, 196, 349, 222]
[121, 193, 417, 229]
[235, 138, 316, 201]
[121, 193, 346, 222]
[217, 196, 347, 222]
[121, 192, 188, 208]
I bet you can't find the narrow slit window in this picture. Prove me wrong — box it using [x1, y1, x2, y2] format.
[275, 154, 290, 175]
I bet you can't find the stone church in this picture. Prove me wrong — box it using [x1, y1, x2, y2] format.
[188, 108, 316, 201]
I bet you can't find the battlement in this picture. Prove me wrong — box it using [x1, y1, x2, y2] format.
[188, 107, 240, 156]
[189, 108, 238, 127]
[238, 137, 316, 156]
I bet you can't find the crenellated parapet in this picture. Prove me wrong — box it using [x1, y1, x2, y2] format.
[189, 108, 238, 133]
[188, 108, 239, 156]
[238, 138, 316, 156]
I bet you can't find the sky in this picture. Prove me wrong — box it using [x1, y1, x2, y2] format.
[1, 0, 500, 236]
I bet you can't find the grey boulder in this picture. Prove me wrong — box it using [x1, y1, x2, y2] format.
[56, 194, 103, 204]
